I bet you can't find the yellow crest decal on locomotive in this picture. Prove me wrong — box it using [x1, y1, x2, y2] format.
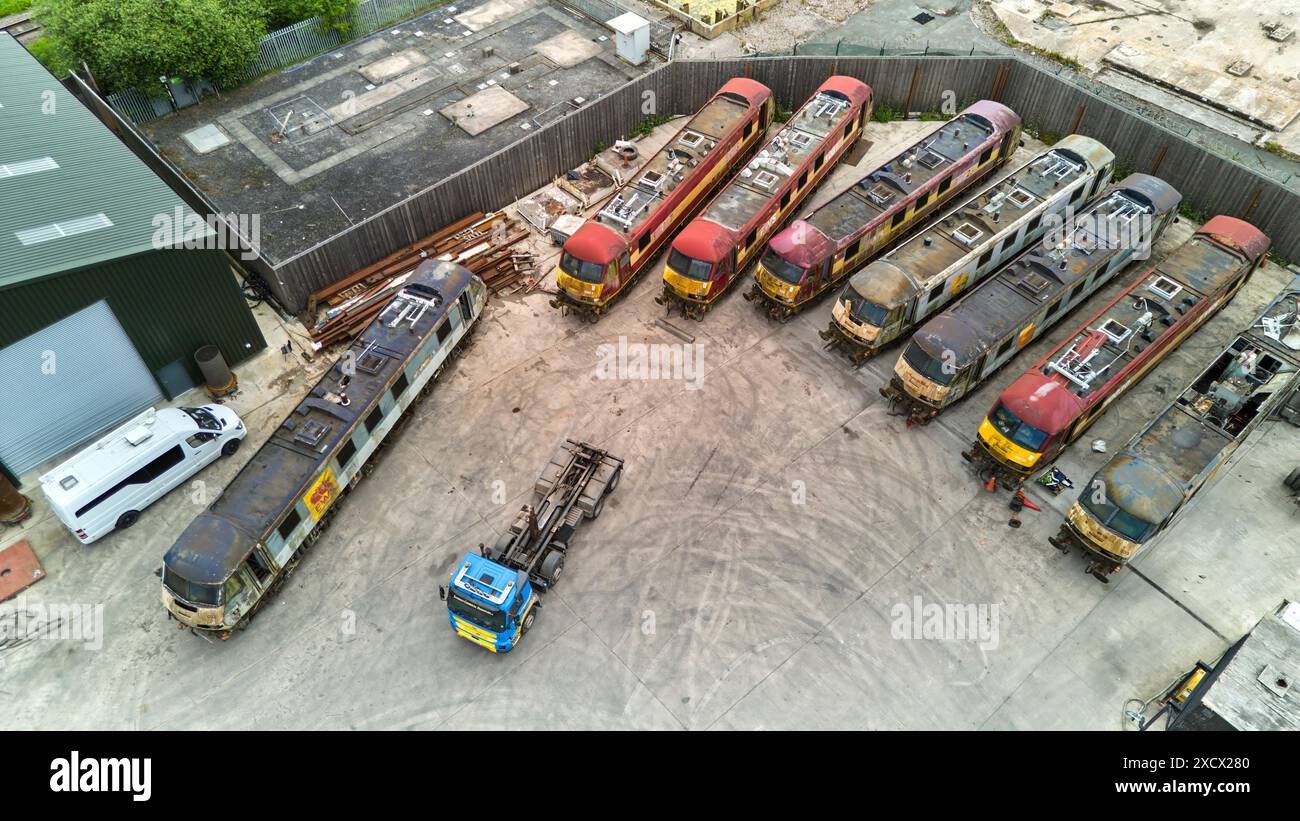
[305, 468, 341, 521]
[950, 273, 969, 295]
[1017, 323, 1036, 348]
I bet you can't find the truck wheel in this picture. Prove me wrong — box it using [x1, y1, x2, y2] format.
[222, 438, 242, 457]
[605, 467, 621, 494]
[116, 510, 140, 530]
[521, 608, 536, 634]
[540, 550, 565, 585]
[1287, 467, 1300, 490]
[586, 493, 605, 520]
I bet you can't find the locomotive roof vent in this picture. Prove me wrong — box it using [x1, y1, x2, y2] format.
[753, 170, 780, 190]
[1098, 319, 1132, 343]
[789, 131, 815, 149]
[1006, 187, 1035, 209]
[813, 93, 848, 119]
[866, 182, 896, 206]
[1148, 275, 1183, 301]
[294, 419, 332, 449]
[639, 171, 666, 193]
[916, 149, 946, 169]
[1016, 271, 1052, 297]
[952, 222, 984, 246]
[678, 131, 707, 150]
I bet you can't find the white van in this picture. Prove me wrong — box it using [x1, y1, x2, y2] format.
[40, 405, 246, 544]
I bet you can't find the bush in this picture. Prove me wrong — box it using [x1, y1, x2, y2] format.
[38, 0, 267, 92]
[0, 0, 34, 17]
[25, 36, 76, 78]
[264, 0, 357, 34]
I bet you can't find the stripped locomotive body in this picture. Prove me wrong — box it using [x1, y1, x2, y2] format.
[551, 78, 774, 320]
[882, 174, 1181, 425]
[162, 262, 488, 637]
[965, 217, 1269, 487]
[821, 135, 1115, 364]
[658, 76, 873, 319]
[749, 100, 1022, 320]
[1050, 273, 1300, 581]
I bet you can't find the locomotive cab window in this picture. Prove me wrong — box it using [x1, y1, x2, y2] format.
[917, 190, 931, 210]
[744, 119, 754, 138]
[891, 209, 907, 229]
[814, 153, 825, 172]
[760, 248, 805, 284]
[668, 247, 713, 280]
[780, 190, 791, 209]
[797, 171, 808, 190]
[903, 341, 955, 386]
[559, 252, 605, 283]
[989, 402, 1049, 450]
[846, 238, 861, 260]
[979, 147, 993, 165]
[337, 437, 357, 468]
[364, 406, 383, 433]
[435, 319, 451, 345]
[638, 233, 651, 253]
[938, 176, 952, 195]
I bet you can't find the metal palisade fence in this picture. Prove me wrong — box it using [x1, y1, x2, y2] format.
[107, 0, 440, 122]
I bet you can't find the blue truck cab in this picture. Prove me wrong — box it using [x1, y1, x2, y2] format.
[444, 552, 540, 653]
[439, 439, 623, 653]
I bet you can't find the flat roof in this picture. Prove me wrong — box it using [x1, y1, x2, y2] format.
[0, 34, 202, 291]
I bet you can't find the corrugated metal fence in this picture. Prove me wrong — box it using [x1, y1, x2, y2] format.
[88, 54, 1300, 312]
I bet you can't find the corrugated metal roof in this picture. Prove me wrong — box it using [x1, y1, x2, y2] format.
[0, 34, 205, 290]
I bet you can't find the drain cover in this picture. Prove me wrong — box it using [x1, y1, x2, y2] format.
[0, 539, 44, 603]
[913, 12, 935, 24]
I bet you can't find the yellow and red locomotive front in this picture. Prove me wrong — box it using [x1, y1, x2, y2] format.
[968, 371, 1083, 480]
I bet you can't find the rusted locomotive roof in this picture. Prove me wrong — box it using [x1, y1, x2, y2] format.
[165, 261, 476, 585]
[689, 76, 869, 243]
[1007, 217, 1263, 435]
[1084, 273, 1300, 533]
[913, 174, 1181, 369]
[851, 135, 1113, 310]
[1199, 215, 1270, 262]
[779, 100, 1019, 258]
[567, 79, 767, 257]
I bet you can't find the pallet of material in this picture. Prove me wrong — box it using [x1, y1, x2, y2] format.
[306, 211, 534, 346]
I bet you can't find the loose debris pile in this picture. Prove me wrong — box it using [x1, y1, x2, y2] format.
[306, 212, 536, 347]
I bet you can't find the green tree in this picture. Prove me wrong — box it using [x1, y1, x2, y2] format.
[38, 0, 267, 92]
[264, 0, 357, 35]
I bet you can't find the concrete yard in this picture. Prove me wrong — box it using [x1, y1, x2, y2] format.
[2, 121, 1298, 730]
[143, 0, 653, 263]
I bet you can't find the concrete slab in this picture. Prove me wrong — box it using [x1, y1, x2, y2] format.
[5, 119, 1298, 730]
[441, 85, 530, 135]
[455, 0, 535, 32]
[180, 123, 231, 154]
[533, 29, 604, 68]
[359, 48, 430, 84]
[1104, 43, 1300, 132]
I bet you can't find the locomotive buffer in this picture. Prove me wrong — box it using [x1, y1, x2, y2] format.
[440, 440, 622, 652]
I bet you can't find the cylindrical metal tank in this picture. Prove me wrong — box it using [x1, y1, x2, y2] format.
[195, 345, 238, 396]
[0, 472, 32, 525]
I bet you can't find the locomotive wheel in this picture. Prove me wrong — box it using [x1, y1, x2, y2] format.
[1285, 467, 1300, 490]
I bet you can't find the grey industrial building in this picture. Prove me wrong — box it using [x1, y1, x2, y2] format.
[0, 35, 266, 484]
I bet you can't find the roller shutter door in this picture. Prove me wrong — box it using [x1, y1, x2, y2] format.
[0, 300, 163, 477]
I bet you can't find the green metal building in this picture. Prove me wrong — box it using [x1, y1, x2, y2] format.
[0, 34, 266, 483]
